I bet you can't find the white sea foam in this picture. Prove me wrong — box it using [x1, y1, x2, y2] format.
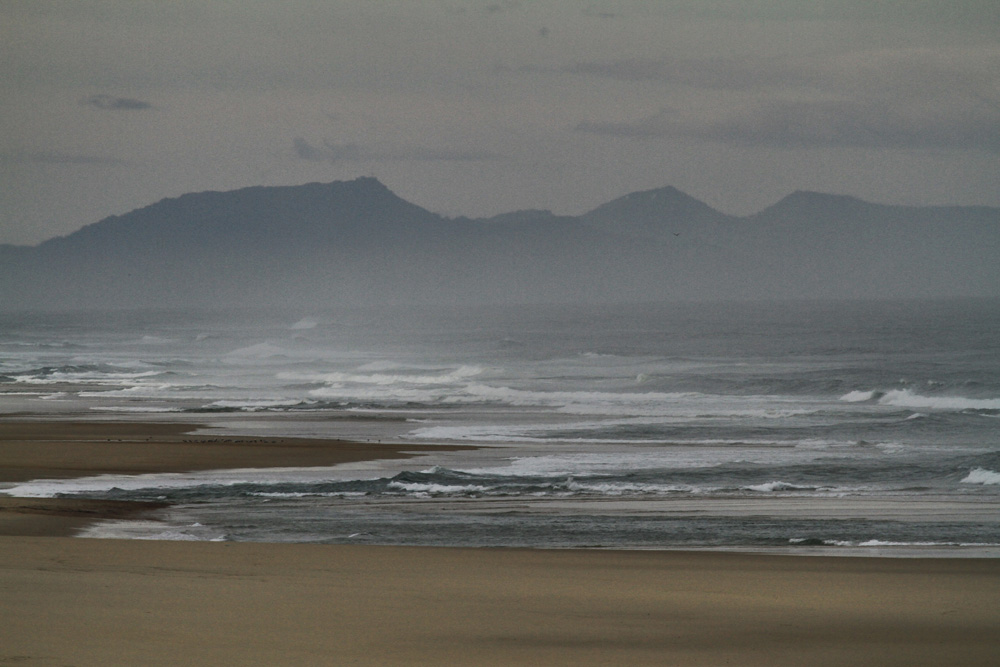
[456, 446, 823, 478]
[79, 385, 174, 398]
[90, 406, 181, 413]
[960, 468, 1000, 485]
[401, 383, 819, 419]
[0, 466, 359, 498]
[797, 538, 999, 548]
[206, 398, 315, 410]
[79, 520, 226, 541]
[290, 317, 318, 330]
[292, 363, 830, 417]
[304, 365, 485, 388]
[14, 369, 161, 385]
[247, 491, 368, 499]
[854, 540, 996, 548]
[744, 481, 814, 493]
[874, 441, 906, 454]
[564, 480, 693, 495]
[878, 389, 1000, 411]
[408, 421, 861, 450]
[387, 481, 490, 495]
[840, 390, 877, 402]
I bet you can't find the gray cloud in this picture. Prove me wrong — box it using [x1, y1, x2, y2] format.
[564, 47, 1000, 100]
[575, 111, 676, 138]
[294, 138, 494, 163]
[401, 146, 496, 161]
[294, 138, 363, 162]
[80, 94, 153, 111]
[576, 100, 1000, 152]
[581, 7, 619, 19]
[485, 1, 520, 14]
[569, 45, 1000, 153]
[563, 57, 799, 90]
[1, 151, 126, 166]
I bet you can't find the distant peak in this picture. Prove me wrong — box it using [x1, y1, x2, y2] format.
[792, 189, 858, 200]
[482, 209, 556, 224]
[585, 184, 724, 219]
[618, 185, 692, 201]
[751, 190, 882, 222]
[347, 175, 389, 189]
[300, 176, 412, 205]
[773, 190, 870, 209]
[307, 176, 392, 194]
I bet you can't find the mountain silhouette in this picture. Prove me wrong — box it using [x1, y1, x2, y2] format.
[2, 178, 997, 309]
[581, 185, 735, 241]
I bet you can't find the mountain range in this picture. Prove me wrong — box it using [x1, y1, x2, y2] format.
[2, 177, 998, 309]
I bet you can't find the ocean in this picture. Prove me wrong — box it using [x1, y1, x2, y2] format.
[2, 299, 999, 555]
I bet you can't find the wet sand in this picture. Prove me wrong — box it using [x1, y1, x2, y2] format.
[0, 420, 462, 483]
[0, 419, 470, 536]
[1, 420, 999, 665]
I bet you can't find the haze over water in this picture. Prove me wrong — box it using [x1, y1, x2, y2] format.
[3, 299, 999, 555]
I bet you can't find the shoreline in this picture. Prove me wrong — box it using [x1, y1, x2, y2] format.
[0, 419, 469, 483]
[2, 420, 1000, 663]
[0, 419, 471, 537]
[2, 419, 998, 557]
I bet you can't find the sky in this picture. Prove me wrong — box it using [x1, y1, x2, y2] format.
[3, 1, 999, 245]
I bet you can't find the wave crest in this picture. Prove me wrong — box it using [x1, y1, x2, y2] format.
[961, 468, 1000, 485]
[881, 389, 1000, 411]
[843, 388, 1000, 411]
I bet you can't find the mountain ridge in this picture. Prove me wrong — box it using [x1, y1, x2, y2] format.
[10, 177, 998, 249]
[2, 178, 997, 308]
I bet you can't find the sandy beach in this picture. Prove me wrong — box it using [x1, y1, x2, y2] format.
[0, 420, 463, 483]
[2, 420, 999, 665]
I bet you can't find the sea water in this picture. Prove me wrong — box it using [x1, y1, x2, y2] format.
[2, 300, 999, 555]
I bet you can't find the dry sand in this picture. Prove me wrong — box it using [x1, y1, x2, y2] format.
[2, 538, 998, 666]
[1, 420, 999, 665]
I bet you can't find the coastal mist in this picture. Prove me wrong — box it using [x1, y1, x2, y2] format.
[2, 299, 999, 554]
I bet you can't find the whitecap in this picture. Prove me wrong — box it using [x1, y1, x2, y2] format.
[386, 481, 489, 495]
[960, 468, 1000, 485]
[90, 406, 181, 413]
[744, 481, 814, 493]
[840, 390, 877, 402]
[879, 389, 1000, 411]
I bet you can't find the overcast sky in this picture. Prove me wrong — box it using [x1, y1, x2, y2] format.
[3, 1, 999, 245]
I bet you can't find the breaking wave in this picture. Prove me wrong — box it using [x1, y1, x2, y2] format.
[961, 468, 1000, 485]
[842, 388, 1000, 411]
[880, 389, 1000, 411]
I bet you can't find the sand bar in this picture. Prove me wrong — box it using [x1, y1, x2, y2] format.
[0, 420, 465, 482]
[0, 420, 468, 535]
